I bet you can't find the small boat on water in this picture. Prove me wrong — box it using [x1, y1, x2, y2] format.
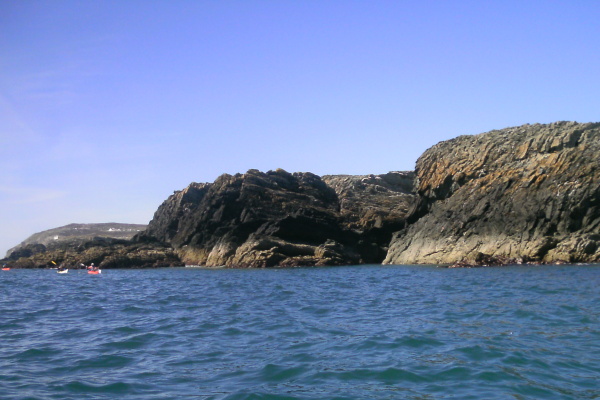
[2, 267, 10, 271]
[86, 263, 101, 274]
[57, 269, 68, 274]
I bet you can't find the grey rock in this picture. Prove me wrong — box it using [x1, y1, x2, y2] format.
[137, 169, 416, 267]
[384, 121, 600, 265]
[5, 223, 147, 259]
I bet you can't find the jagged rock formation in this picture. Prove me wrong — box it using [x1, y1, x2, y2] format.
[5, 223, 146, 259]
[384, 121, 600, 265]
[137, 169, 416, 267]
[322, 172, 414, 230]
[322, 172, 415, 260]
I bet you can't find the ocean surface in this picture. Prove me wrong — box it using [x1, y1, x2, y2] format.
[1, 265, 599, 400]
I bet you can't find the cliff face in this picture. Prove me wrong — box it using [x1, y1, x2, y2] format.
[322, 172, 415, 260]
[384, 121, 600, 265]
[141, 183, 211, 244]
[322, 172, 414, 231]
[137, 169, 416, 267]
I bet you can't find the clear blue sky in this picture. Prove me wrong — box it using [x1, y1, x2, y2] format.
[1, 1, 599, 256]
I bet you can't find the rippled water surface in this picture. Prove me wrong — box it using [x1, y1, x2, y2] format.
[1, 265, 599, 399]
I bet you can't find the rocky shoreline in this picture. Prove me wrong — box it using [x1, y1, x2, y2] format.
[4, 231, 182, 270]
[3, 121, 599, 269]
[135, 169, 416, 268]
[384, 121, 599, 266]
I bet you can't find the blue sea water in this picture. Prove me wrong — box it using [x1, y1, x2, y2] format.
[1, 265, 599, 400]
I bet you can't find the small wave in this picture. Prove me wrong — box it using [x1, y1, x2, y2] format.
[350, 334, 444, 351]
[109, 325, 141, 335]
[258, 363, 308, 382]
[60, 380, 141, 395]
[12, 347, 62, 360]
[433, 366, 474, 381]
[474, 369, 521, 383]
[103, 332, 162, 351]
[457, 345, 505, 362]
[315, 366, 428, 384]
[74, 354, 136, 369]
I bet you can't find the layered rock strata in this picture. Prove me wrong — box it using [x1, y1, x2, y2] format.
[137, 169, 416, 267]
[322, 172, 415, 260]
[384, 121, 600, 265]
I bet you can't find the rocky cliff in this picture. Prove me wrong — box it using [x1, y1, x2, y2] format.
[384, 121, 600, 265]
[137, 169, 416, 267]
[322, 172, 414, 231]
[322, 172, 415, 260]
[7, 121, 597, 269]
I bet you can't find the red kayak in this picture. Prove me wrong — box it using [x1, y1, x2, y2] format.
[88, 269, 101, 275]
[2, 267, 10, 271]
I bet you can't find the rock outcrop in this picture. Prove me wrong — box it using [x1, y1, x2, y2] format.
[7, 121, 597, 269]
[137, 169, 416, 267]
[384, 121, 600, 265]
[2, 223, 182, 269]
[5, 223, 147, 259]
[322, 172, 415, 260]
[6, 238, 182, 269]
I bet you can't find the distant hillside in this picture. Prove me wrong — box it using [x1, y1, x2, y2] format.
[5, 223, 147, 258]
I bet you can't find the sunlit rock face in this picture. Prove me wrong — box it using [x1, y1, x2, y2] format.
[384, 121, 600, 265]
[322, 172, 416, 261]
[138, 169, 416, 267]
